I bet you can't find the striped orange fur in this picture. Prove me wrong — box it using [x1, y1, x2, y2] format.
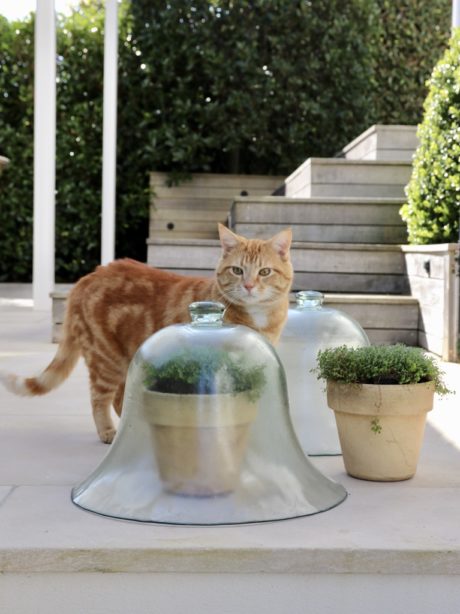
[1, 225, 292, 443]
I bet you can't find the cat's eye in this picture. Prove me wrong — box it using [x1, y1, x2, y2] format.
[259, 268, 272, 277]
[231, 266, 244, 275]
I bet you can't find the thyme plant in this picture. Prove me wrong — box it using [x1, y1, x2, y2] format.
[143, 347, 266, 401]
[314, 344, 451, 396]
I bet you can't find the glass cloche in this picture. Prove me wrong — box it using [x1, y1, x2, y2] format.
[72, 301, 347, 525]
[278, 291, 370, 456]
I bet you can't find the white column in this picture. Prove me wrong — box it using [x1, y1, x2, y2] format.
[454, 0, 460, 28]
[101, 0, 119, 265]
[33, 0, 56, 311]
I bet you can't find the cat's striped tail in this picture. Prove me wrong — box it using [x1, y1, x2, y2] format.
[0, 327, 80, 397]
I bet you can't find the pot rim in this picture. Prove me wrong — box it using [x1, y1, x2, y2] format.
[143, 388, 258, 427]
[326, 379, 435, 416]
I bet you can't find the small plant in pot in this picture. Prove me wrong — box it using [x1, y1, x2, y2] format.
[314, 344, 451, 482]
[143, 347, 266, 496]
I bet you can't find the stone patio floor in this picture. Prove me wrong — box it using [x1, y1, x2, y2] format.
[1, 285, 460, 613]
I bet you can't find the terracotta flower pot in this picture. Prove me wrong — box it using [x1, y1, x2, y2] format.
[327, 380, 435, 481]
[143, 390, 258, 496]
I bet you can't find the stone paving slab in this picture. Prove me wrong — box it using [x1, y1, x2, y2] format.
[0, 302, 460, 579]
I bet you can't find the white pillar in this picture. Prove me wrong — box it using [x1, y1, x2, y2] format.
[33, 0, 56, 311]
[101, 0, 118, 265]
[454, 0, 460, 28]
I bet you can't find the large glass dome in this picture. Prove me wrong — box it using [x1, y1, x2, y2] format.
[278, 291, 370, 456]
[72, 301, 347, 525]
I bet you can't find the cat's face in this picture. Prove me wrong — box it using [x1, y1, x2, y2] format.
[216, 224, 293, 306]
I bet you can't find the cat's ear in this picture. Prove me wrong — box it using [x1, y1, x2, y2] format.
[218, 223, 242, 254]
[269, 228, 292, 260]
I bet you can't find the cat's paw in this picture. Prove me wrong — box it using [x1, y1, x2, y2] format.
[98, 427, 117, 444]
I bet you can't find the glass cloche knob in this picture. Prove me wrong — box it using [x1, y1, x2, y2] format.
[189, 301, 226, 326]
[296, 291, 324, 309]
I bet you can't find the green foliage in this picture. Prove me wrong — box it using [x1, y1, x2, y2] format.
[54, 5, 105, 279]
[0, 3, 149, 283]
[0, 15, 34, 281]
[129, 0, 377, 176]
[401, 30, 460, 244]
[143, 347, 266, 401]
[55, 2, 149, 279]
[315, 344, 451, 396]
[370, 0, 451, 126]
[0, 1, 454, 281]
[370, 418, 382, 434]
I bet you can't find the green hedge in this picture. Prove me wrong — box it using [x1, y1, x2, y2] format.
[0, 16, 34, 281]
[129, 0, 377, 176]
[0, 1, 453, 282]
[54, 8, 105, 280]
[370, 0, 452, 126]
[401, 29, 460, 244]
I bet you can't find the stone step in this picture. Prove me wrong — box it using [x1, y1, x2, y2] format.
[341, 124, 418, 161]
[230, 196, 407, 244]
[147, 238, 409, 294]
[283, 159, 412, 199]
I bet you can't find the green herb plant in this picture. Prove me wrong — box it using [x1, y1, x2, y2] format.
[143, 347, 266, 402]
[314, 344, 451, 396]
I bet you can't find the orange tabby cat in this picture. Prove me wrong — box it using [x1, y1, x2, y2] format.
[1, 224, 292, 443]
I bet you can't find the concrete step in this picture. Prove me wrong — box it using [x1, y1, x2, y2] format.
[230, 196, 407, 244]
[341, 124, 418, 161]
[283, 159, 412, 199]
[147, 238, 409, 294]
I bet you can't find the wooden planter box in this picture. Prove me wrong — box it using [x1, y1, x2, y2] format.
[402, 243, 460, 362]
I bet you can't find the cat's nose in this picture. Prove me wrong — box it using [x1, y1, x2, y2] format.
[244, 281, 255, 291]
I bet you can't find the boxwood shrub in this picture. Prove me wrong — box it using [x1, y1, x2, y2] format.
[401, 29, 460, 244]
